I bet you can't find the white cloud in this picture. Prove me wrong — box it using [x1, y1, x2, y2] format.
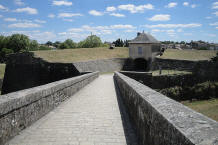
[68, 28, 84, 32]
[63, 19, 74, 22]
[165, 2, 177, 8]
[14, 7, 38, 14]
[206, 16, 212, 19]
[148, 14, 170, 21]
[118, 4, 154, 13]
[14, 0, 25, 6]
[191, 4, 197, 8]
[210, 22, 218, 26]
[207, 34, 216, 37]
[151, 29, 176, 36]
[212, 2, 218, 9]
[52, 1, 72, 6]
[213, 11, 218, 16]
[67, 24, 135, 35]
[110, 24, 135, 29]
[183, 2, 189, 6]
[110, 13, 125, 17]
[177, 29, 183, 32]
[89, 10, 104, 16]
[144, 23, 202, 28]
[0, 15, 2, 18]
[34, 19, 46, 23]
[184, 33, 192, 36]
[106, 6, 116, 12]
[4, 18, 17, 22]
[124, 29, 136, 33]
[48, 14, 55, 18]
[8, 23, 41, 28]
[216, 27, 218, 29]
[58, 13, 83, 18]
[0, 4, 9, 11]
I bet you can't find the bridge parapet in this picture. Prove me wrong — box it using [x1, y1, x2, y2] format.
[0, 71, 99, 145]
[114, 72, 218, 145]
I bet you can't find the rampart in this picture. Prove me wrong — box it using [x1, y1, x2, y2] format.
[0, 72, 99, 145]
[114, 72, 218, 145]
[73, 58, 126, 73]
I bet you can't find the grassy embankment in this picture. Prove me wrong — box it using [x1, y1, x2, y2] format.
[182, 99, 218, 121]
[159, 48, 218, 61]
[34, 47, 128, 63]
[0, 64, 5, 79]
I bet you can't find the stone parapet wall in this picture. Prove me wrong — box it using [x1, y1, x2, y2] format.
[152, 57, 207, 71]
[0, 72, 99, 145]
[119, 71, 152, 87]
[73, 58, 126, 73]
[114, 72, 218, 145]
[0, 79, 2, 92]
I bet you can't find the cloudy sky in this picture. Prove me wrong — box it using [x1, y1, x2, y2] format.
[0, 0, 218, 43]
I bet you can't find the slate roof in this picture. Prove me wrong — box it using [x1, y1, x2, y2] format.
[129, 32, 160, 44]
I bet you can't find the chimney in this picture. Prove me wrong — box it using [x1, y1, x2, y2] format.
[137, 32, 141, 36]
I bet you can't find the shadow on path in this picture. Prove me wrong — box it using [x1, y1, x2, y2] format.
[113, 77, 140, 145]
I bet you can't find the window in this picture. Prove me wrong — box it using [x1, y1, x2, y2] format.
[138, 47, 142, 55]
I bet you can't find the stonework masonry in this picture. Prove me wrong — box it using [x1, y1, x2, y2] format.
[0, 71, 99, 145]
[73, 58, 126, 73]
[114, 72, 218, 145]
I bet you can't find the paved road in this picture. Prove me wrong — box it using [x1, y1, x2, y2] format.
[6, 74, 138, 145]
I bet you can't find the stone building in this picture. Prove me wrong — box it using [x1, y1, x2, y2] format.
[128, 32, 161, 71]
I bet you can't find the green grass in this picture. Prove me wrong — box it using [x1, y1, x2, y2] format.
[159, 49, 218, 61]
[182, 99, 218, 121]
[151, 69, 192, 76]
[33, 47, 128, 63]
[0, 64, 6, 79]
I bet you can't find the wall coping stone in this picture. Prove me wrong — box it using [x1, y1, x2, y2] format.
[0, 71, 99, 117]
[114, 72, 218, 145]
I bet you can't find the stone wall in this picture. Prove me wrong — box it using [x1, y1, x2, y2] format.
[119, 71, 152, 87]
[152, 57, 207, 71]
[0, 71, 99, 145]
[73, 58, 126, 73]
[2, 52, 81, 94]
[114, 72, 218, 145]
[0, 79, 2, 92]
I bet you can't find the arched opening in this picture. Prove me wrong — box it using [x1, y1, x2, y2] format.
[134, 58, 147, 71]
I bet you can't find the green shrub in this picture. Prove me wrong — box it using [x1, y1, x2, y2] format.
[159, 81, 218, 101]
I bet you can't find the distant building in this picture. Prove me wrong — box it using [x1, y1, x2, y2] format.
[129, 32, 161, 60]
[128, 32, 161, 71]
[209, 43, 218, 50]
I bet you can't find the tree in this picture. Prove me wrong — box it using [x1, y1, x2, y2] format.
[53, 41, 61, 48]
[78, 35, 102, 48]
[29, 40, 39, 51]
[7, 34, 30, 52]
[46, 41, 53, 46]
[64, 39, 77, 48]
[59, 43, 69, 49]
[113, 38, 124, 47]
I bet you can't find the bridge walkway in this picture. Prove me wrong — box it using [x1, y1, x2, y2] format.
[6, 74, 138, 145]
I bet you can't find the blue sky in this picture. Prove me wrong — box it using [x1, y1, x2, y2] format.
[0, 0, 218, 43]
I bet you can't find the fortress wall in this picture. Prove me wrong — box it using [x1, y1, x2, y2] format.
[73, 58, 126, 73]
[114, 72, 218, 145]
[2, 52, 81, 94]
[0, 72, 99, 145]
[151, 57, 206, 71]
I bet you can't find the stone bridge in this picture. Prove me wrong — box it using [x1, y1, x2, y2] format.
[0, 72, 218, 145]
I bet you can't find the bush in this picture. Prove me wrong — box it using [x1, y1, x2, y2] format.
[38, 45, 52, 51]
[7, 34, 30, 52]
[159, 81, 218, 101]
[78, 35, 103, 48]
